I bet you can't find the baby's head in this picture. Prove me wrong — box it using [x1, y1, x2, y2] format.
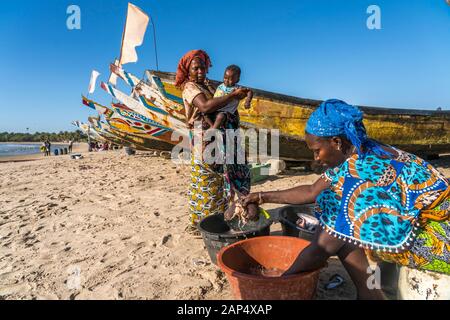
[223, 65, 241, 87]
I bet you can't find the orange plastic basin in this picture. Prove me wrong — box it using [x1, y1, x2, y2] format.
[217, 236, 323, 300]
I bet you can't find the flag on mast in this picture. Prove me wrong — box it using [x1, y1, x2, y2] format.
[108, 59, 120, 86]
[119, 3, 149, 65]
[88, 70, 101, 94]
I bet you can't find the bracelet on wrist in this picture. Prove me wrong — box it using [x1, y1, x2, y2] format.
[258, 192, 264, 205]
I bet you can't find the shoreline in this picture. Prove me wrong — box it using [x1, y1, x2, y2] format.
[0, 143, 89, 163]
[0, 142, 75, 145]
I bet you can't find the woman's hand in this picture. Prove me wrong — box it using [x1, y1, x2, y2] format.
[242, 192, 261, 207]
[244, 203, 259, 221]
[231, 88, 250, 100]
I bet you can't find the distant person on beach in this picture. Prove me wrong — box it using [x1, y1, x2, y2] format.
[40, 142, 46, 156]
[175, 49, 258, 235]
[243, 99, 450, 300]
[44, 140, 51, 156]
[68, 140, 73, 153]
[91, 142, 99, 152]
[48, 140, 52, 156]
[203, 65, 253, 130]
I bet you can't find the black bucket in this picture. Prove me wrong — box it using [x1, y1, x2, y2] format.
[277, 204, 316, 242]
[197, 214, 272, 265]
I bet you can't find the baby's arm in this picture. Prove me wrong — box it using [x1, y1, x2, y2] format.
[244, 90, 253, 109]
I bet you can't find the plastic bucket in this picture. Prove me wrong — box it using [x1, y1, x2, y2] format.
[197, 214, 272, 265]
[217, 236, 324, 300]
[277, 204, 316, 241]
[54, 149, 59, 156]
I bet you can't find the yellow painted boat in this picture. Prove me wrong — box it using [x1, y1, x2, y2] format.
[149, 70, 450, 160]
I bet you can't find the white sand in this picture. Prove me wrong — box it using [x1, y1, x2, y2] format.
[0, 147, 448, 300]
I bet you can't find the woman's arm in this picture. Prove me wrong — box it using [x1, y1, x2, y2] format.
[192, 88, 249, 114]
[283, 226, 344, 274]
[242, 177, 329, 207]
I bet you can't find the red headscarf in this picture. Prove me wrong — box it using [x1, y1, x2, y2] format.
[175, 49, 212, 88]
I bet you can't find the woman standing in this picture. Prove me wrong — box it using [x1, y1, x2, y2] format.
[176, 50, 257, 232]
[243, 99, 450, 299]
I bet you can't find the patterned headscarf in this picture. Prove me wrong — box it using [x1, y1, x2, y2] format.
[306, 99, 391, 157]
[175, 49, 212, 87]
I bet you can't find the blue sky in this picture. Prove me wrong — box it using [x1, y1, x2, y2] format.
[1, 0, 450, 132]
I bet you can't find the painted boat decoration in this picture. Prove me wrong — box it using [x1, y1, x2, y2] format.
[72, 120, 106, 143]
[82, 95, 188, 150]
[87, 116, 131, 146]
[100, 82, 189, 137]
[109, 63, 185, 120]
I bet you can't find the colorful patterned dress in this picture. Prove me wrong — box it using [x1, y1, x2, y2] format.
[182, 81, 251, 224]
[316, 149, 450, 275]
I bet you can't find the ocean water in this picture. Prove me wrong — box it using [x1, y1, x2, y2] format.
[0, 144, 67, 157]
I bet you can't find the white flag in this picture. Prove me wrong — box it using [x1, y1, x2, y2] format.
[119, 3, 149, 65]
[88, 70, 101, 94]
[108, 59, 120, 86]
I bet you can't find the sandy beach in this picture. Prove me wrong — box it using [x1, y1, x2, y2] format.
[1, 145, 449, 300]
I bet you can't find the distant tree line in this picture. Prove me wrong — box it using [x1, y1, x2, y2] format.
[0, 131, 86, 142]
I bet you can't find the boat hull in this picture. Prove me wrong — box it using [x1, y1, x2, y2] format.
[152, 71, 450, 159]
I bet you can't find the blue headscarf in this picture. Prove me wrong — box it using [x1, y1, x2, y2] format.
[306, 99, 391, 157]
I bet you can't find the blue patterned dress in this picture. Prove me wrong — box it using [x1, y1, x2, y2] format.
[316, 149, 450, 274]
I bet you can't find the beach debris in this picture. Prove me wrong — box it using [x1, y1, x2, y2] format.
[159, 151, 172, 159]
[191, 257, 210, 267]
[70, 154, 83, 160]
[124, 147, 136, 156]
[325, 274, 345, 290]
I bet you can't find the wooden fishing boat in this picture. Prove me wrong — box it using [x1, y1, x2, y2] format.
[148, 70, 450, 160]
[106, 127, 173, 152]
[107, 65, 450, 160]
[73, 121, 107, 143]
[87, 117, 133, 147]
[83, 96, 185, 151]
[87, 112, 172, 152]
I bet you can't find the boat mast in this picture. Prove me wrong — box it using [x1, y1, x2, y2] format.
[149, 14, 159, 71]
